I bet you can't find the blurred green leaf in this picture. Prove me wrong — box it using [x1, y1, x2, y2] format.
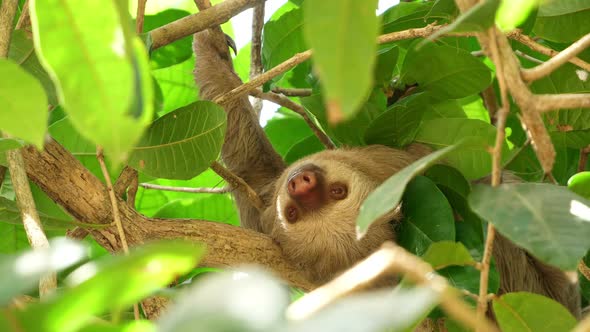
[357, 143, 459, 236]
[568, 171, 590, 199]
[496, 0, 539, 31]
[398, 176, 455, 256]
[0, 238, 88, 305]
[0, 59, 48, 148]
[129, 101, 226, 180]
[469, 183, 590, 270]
[31, 0, 153, 163]
[13, 241, 204, 332]
[8, 30, 57, 106]
[304, 0, 379, 120]
[493, 292, 577, 332]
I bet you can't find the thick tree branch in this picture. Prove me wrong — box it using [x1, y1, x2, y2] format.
[149, 0, 266, 50]
[21, 140, 314, 296]
[0, 0, 18, 55]
[250, 89, 336, 149]
[522, 32, 590, 82]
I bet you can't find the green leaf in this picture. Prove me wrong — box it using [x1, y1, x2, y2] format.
[415, 118, 512, 179]
[425, 164, 472, 197]
[31, 0, 154, 163]
[551, 130, 590, 149]
[142, 9, 193, 69]
[364, 94, 430, 148]
[154, 195, 239, 226]
[496, 0, 539, 31]
[152, 57, 198, 116]
[0, 59, 48, 148]
[304, 0, 380, 120]
[381, 2, 434, 33]
[426, 0, 500, 40]
[159, 268, 289, 332]
[401, 42, 492, 100]
[0, 238, 88, 305]
[0, 196, 89, 230]
[284, 135, 325, 164]
[128, 101, 226, 180]
[493, 292, 577, 332]
[469, 183, 590, 270]
[533, 1, 590, 43]
[16, 241, 204, 332]
[8, 30, 57, 106]
[357, 143, 459, 236]
[288, 287, 439, 332]
[422, 241, 475, 270]
[0, 138, 25, 156]
[398, 176, 455, 256]
[265, 116, 314, 158]
[568, 171, 590, 199]
[374, 45, 399, 85]
[77, 320, 155, 332]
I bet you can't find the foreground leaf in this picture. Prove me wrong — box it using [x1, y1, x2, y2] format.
[0, 238, 87, 305]
[304, 0, 380, 121]
[0, 59, 48, 148]
[493, 292, 576, 332]
[357, 143, 459, 236]
[31, 0, 153, 162]
[287, 287, 438, 332]
[12, 241, 204, 332]
[469, 183, 590, 270]
[128, 101, 226, 179]
[158, 268, 289, 332]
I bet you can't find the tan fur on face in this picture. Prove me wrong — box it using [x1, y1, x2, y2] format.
[263, 146, 419, 283]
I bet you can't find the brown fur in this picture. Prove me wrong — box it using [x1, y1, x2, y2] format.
[193, 29, 580, 317]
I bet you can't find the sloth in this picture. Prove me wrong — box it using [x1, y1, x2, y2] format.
[192, 28, 580, 317]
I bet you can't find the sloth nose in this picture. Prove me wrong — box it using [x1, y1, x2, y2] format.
[288, 170, 317, 198]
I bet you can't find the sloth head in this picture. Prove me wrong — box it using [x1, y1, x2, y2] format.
[267, 145, 419, 283]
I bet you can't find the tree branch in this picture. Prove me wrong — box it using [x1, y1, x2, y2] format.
[139, 183, 229, 194]
[21, 140, 315, 297]
[210, 161, 264, 211]
[509, 31, 590, 73]
[0, 0, 18, 55]
[288, 242, 499, 332]
[522, 32, 590, 82]
[249, 89, 336, 149]
[249, 2, 265, 117]
[271, 87, 313, 97]
[149, 0, 266, 50]
[136, 0, 147, 33]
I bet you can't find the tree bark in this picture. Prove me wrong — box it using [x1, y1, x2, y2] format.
[21, 140, 314, 293]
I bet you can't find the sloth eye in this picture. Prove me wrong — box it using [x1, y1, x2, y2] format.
[329, 183, 348, 200]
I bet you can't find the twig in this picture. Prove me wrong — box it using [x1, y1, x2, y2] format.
[139, 183, 229, 194]
[514, 50, 544, 65]
[480, 86, 498, 123]
[534, 94, 590, 113]
[578, 145, 590, 172]
[250, 89, 336, 149]
[250, 2, 265, 117]
[150, 0, 266, 50]
[214, 24, 447, 106]
[6, 150, 57, 296]
[136, 0, 147, 33]
[1, 0, 57, 298]
[96, 147, 138, 319]
[15, 0, 30, 31]
[271, 87, 313, 97]
[509, 31, 590, 72]
[0, 0, 18, 55]
[522, 32, 590, 82]
[210, 161, 264, 211]
[287, 242, 499, 332]
[579, 260, 590, 282]
[96, 147, 129, 252]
